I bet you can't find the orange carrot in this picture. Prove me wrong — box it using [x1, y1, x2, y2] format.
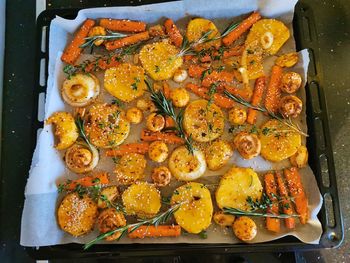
[186, 83, 235, 109]
[163, 82, 171, 99]
[275, 171, 296, 229]
[165, 116, 175, 128]
[128, 225, 181, 239]
[61, 19, 96, 65]
[65, 172, 109, 191]
[222, 12, 262, 46]
[84, 55, 121, 72]
[264, 172, 280, 233]
[105, 31, 150, 50]
[164, 18, 183, 48]
[284, 167, 309, 224]
[148, 24, 166, 37]
[141, 129, 183, 144]
[201, 71, 235, 88]
[224, 85, 252, 101]
[247, 76, 266, 124]
[222, 44, 245, 58]
[264, 65, 283, 114]
[100, 18, 146, 32]
[188, 64, 207, 78]
[105, 143, 149, 157]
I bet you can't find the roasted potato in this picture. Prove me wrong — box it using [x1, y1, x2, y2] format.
[126, 107, 143, 124]
[279, 95, 303, 118]
[290, 145, 308, 168]
[114, 153, 146, 184]
[259, 119, 301, 162]
[171, 182, 213, 234]
[46, 112, 79, 150]
[136, 99, 157, 112]
[281, 72, 302, 94]
[97, 208, 126, 241]
[216, 166, 263, 211]
[275, 52, 299, 68]
[104, 63, 146, 102]
[232, 216, 257, 241]
[98, 186, 120, 209]
[65, 142, 99, 173]
[146, 113, 165, 132]
[173, 69, 188, 83]
[84, 103, 130, 148]
[122, 182, 161, 218]
[170, 87, 190, 107]
[148, 141, 169, 163]
[205, 140, 233, 170]
[228, 107, 247, 125]
[139, 42, 183, 80]
[169, 146, 206, 181]
[213, 211, 235, 227]
[57, 192, 98, 237]
[183, 100, 225, 142]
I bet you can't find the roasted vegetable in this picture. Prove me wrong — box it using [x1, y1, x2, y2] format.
[289, 145, 308, 168]
[205, 140, 233, 170]
[281, 72, 302, 94]
[126, 107, 143, 124]
[213, 211, 235, 227]
[146, 113, 166, 132]
[65, 142, 99, 173]
[97, 186, 120, 209]
[97, 208, 126, 240]
[151, 166, 172, 187]
[233, 132, 261, 160]
[275, 52, 299, 68]
[232, 216, 257, 241]
[228, 108, 247, 125]
[170, 87, 190, 107]
[114, 153, 146, 184]
[148, 141, 169, 163]
[279, 95, 303, 118]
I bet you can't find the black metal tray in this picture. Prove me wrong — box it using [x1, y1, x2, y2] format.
[26, 2, 344, 259]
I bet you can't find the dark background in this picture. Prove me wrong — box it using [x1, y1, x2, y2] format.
[0, 0, 349, 262]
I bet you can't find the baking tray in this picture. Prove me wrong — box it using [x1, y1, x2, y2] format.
[26, 1, 344, 259]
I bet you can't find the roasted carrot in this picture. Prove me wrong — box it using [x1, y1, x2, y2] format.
[165, 116, 175, 128]
[222, 12, 262, 46]
[264, 172, 280, 233]
[141, 129, 183, 144]
[186, 83, 235, 109]
[61, 19, 96, 65]
[247, 76, 266, 124]
[105, 143, 149, 157]
[128, 225, 181, 239]
[84, 55, 121, 72]
[202, 71, 235, 88]
[164, 18, 183, 48]
[105, 31, 150, 50]
[65, 172, 109, 190]
[188, 64, 207, 78]
[100, 18, 146, 32]
[275, 171, 296, 229]
[224, 85, 252, 101]
[163, 82, 171, 99]
[148, 24, 166, 37]
[264, 65, 283, 114]
[284, 167, 309, 224]
[222, 44, 245, 58]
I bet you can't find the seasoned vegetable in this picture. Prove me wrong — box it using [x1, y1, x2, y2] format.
[88, 26, 106, 46]
[228, 107, 247, 125]
[279, 95, 303, 118]
[173, 69, 188, 83]
[205, 140, 233, 171]
[140, 129, 184, 144]
[232, 216, 257, 241]
[171, 182, 213, 234]
[151, 166, 172, 187]
[105, 31, 150, 50]
[233, 132, 261, 160]
[99, 18, 147, 32]
[65, 142, 99, 174]
[264, 173, 280, 233]
[247, 76, 265, 124]
[97, 186, 120, 209]
[290, 145, 308, 168]
[126, 107, 143, 124]
[264, 65, 283, 114]
[114, 153, 147, 184]
[281, 72, 302, 94]
[105, 142, 149, 157]
[146, 113, 166, 132]
[213, 211, 235, 227]
[275, 52, 299, 68]
[148, 141, 169, 163]
[97, 208, 126, 241]
[128, 225, 181, 239]
[170, 87, 190, 107]
[164, 18, 183, 47]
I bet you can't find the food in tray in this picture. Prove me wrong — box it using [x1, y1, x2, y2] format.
[50, 11, 313, 248]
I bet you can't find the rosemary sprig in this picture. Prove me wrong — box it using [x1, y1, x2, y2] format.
[83, 202, 182, 250]
[223, 207, 300, 219]
[223, 90, 308, 137]
[145, 79, 194, 154]
[80, 30, 128, 49]
[75, 117, 94, 149]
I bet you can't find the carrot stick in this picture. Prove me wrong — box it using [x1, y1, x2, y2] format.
[186, 83, 235, 109]
[141, 129, 183, 144]
[201, 71, 235, 87]
[222, 44, 245, 58]
[264, 65, 283, 114]
[65, 172, 109, 191]
[163, 82, 171, 99]
[128, 225, 181, 239]
[275, 171, 296, 229]
[284, 167, 309, 224]
[264, 172, 280, 233]
[164, 18, 183, 48]
[84, 55, 121, 72]
[222, 12, 262, 46]
[224, 85, 252, 101]
[188, 64, 207, 78]
[100, 18, 146, 32]
[105, 31, 150, 50]
[61, 19, 96, 65]
[247, 76, 266, 124]
[105, 143, 149, 157]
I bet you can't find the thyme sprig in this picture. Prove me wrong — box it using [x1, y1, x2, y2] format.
[83, 202, 182, 250]
[145, 79, 194, 154]
[75, 117, 94, 150]
[223, 90, 308, 137]
[80, 30, 128, 49]
[223, 207, 300, 219]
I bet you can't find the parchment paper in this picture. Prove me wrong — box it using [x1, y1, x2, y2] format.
[21, 0, 323, 247]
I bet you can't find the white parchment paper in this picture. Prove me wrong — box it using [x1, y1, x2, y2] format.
[21, 0, 323, 247]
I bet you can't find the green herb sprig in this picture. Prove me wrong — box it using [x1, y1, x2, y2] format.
[75, 117, 94, 150]
[80, 30, 128, 49]
[223, 207, 300, 219]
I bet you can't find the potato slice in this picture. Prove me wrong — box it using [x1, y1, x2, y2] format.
[183, 100, 224, 142]
[259, 119, 301, 162]
[104, 63, 146, 102]
[114, 153, 146, 184]
[139, 42, 183, 80]
[84, 103, 130, 148]
[246, 19, 290, 55]
[186, 18, 221, 51]
[205, 140, 233, 170]
[122, 182, 161, 218]
[232, 216, 257, 241]
[98, 186, 120, 209]
[216, 166, 263, 211]
[171, 182, 213, 234]
[169, 146, 206, 181]
[57, 193, 98, 237]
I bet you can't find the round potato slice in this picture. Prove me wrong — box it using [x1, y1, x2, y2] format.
[169, 146, 206, 181]
[114, 153, 147, 184]
[122, 182, 161, 218]
[186, 18, 221, 51]
[183, 100, 224, 142]
[57, 192, 98, 237]
[259, 119, 301, 162]
[216, 166, 263, 211]
[205, 140, 233, 170]
[104, 63, 146, 102]
[84, 103, 130, 148]
[139, 42, 183, 80]
[171, 182, 213, 234]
